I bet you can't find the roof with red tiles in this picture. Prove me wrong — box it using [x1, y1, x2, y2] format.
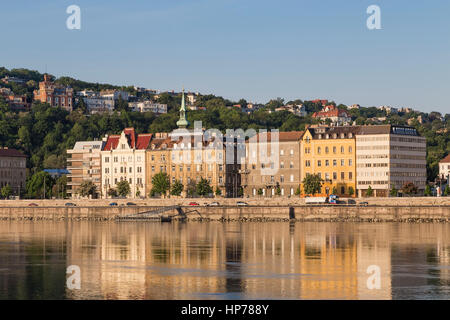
[103, 135, 120, 151]
[312, 105, 350, 118]
[440, 154, 450, 163]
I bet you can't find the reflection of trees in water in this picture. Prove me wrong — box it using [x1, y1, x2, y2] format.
[0, 239, 66, 299]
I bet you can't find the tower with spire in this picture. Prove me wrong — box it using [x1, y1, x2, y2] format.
[176, 88, 189, 128]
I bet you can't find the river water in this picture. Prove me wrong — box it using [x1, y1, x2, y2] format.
[0, 221, 448, 300]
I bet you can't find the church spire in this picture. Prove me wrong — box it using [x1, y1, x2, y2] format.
[176, 87, 189, 128]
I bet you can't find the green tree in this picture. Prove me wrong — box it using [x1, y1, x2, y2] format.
[443, 185, 450, 196]
[117, 180, 131, 197]
[302, 174, 323, 196]
[366, 186, 374, 197]
[424, 185, 432, 197]
[26, 171, 54, 199]
[332, 186, 338, 195]
[1, 184, 12, 199]
[295, 186, 301, 196]
[107, 188, 118, 198]
[78, 180, 97, 198]
[151, 172, 170, 197]
[170, 180, 184, 196]
[348, 186, 355, 196]
[196, 178, 213, 197]
[257, 188, 263, 196]
[275, 185, 281, 196]
[215, 187, 222, 196]
[390, 185, 398, 197]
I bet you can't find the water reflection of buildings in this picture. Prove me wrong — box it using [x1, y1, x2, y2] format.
[64, 222, 396, 299]
[0, 221, 449, 299]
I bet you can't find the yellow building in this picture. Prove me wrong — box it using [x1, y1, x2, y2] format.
[145, 132, 229, 197]
[300, 126, 358, 197]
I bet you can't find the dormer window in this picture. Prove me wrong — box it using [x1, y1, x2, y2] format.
[348, 133, 353, 138]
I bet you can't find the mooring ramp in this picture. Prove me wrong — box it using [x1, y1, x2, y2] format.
[115, 205, 183, 221]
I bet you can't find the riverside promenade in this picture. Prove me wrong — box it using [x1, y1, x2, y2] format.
[0, 197, 449, 222]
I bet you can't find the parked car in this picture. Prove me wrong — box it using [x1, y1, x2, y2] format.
[236, 201, 249, 206]
[28, 203, 38, 207]
[65, 202, 76, 207]
[126, 202, 137, 206]
[207, 202, 220, 206]
[109, 202, 118, 206]
[189, 202, 199, 206]
[347, 199, 356, 205]
[359, 201, 369, 207]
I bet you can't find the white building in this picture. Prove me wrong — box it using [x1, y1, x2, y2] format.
[100, 90, 129, 101]
[356, 125, 427, 197]
[439, 155, 450, 181]
[129, 101, 167, 114]
[101, 128, 152, 198]
[84, 97, 115, 113]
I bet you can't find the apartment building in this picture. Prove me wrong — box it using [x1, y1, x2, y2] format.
[0, 147, 27, 196]
[301, 126, 358, 197]
[129, 101, 167, 114]
[101, 128, 152, 198]
[145, 131, 231, 197]
[241, 131, 304, 197]
[33, 74, 74, 111]
[356, 125, 427, 197]
[67, 140, 104, 198]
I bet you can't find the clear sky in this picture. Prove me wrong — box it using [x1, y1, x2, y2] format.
[1, 0, 449, 113]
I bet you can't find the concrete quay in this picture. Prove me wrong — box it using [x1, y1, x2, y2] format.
[0, 202, 449, 222]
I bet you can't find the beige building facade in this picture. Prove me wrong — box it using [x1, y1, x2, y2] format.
[67, 140, 104, 198]
[241, 131, 303, 197]
[356, 125, 427, 197]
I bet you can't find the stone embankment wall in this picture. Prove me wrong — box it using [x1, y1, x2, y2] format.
[0, 203, 449, 222]
[1, 197, 449, 207]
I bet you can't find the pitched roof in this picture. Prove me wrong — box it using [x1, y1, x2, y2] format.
[0, 148, 26, 158]
[312, 105, 350, 118]
[440, 154, 450, 163]
[306, 126, 360, 139]
[136, 134, 153, 149]
[103, 135, 120, 151]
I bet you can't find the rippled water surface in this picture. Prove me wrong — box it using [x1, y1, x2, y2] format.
[0, 221, 449, 299]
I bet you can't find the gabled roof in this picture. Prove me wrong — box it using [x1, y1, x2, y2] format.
[440, 154, 450, 164]
[103, 135, 120, 151]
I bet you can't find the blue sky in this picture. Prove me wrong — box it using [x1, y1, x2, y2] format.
[1, 0, 449, 113]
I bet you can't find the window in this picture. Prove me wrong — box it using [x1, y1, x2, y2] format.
[151, 166, 155, 172]
[280, 175, 285, 182]
[151, 155, 155, 161]
[333, 160, 337, 166]
[318, 160, 322, 167]
[325, 160, 329, 166]
[129, 178, 132, 184]
[341, 159, 345, 166]
[349, 159, 353, 166]
[280, 149, 284, 155]
[280, 161, 284, 169]
[290, 161, 294, 169]
[341, 172, 345, 180]
[129, 167, 132, 173]
[349, 146, 353, 153]
[349, 172, 353, 180]
[290, 149, 294, 155]
[305, 160, 311, 167]
[333, 172, 337, 180]
[290, 174, 294, 182]
[317, 147, 321, 154]
[341, 186, 345, 194]
[325, 147, 329, 154]
[333, 146, 337, 154]
[105, 157, 110, 163]
[341, 146, 344, 154]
